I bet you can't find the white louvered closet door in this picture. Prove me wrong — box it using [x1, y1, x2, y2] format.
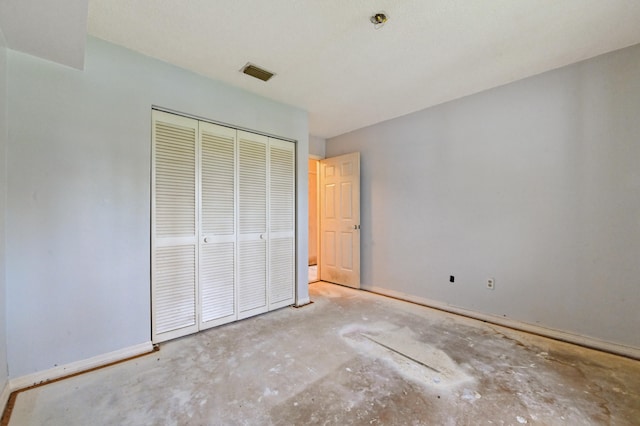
[238, 131, 268, 319]
[199, 122, 237, 329]
[269, 138, 296, 309]
[152, 111, 199, 343]
[152, 110, 297, 344]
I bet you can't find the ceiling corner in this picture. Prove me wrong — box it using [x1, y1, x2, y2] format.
[0, 0, 89, 69]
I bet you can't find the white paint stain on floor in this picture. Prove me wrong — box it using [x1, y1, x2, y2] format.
[341, 323, 473, 389]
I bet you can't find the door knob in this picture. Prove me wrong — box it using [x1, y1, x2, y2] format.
[259, 234, 265, 240]
[204, 237, 210, 243]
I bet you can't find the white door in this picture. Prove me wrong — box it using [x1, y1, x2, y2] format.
[320, 152, 360, 288]
[199, 122, 237, 330]
[151, 111, 199, 342]
[269, 138, 296, 309]
[237, 131, 268, 319]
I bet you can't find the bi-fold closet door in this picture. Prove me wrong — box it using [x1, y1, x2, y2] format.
[151, 110, 295, 344]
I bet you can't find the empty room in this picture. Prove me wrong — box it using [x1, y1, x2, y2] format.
[0, 1, 639, 425]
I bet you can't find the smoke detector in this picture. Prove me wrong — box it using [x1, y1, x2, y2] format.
[370, 12, 389, 29]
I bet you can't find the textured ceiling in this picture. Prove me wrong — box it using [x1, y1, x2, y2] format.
[89, 1, 640, 137]
[3, 1, 640, 137]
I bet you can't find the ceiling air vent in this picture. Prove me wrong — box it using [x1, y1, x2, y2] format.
[241, 63, 275, 82]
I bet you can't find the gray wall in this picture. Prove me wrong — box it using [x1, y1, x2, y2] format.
[0, 24, 8, 390]
[6, 37, 309, 378]
[327, 44, 640, 349]
[309, 135, 326, 158]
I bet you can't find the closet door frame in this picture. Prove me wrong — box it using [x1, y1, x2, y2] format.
[151, 109, 298, 343]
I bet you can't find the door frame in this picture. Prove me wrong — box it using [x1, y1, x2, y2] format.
[312, 152, 360, 288]
[309, 155, 322, 282]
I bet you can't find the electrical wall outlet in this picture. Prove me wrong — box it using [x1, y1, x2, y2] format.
[487, 278, 495, 290]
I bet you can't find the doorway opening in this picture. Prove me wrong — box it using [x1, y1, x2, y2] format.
[309, 153, 361, 287]
[308, 158, 320, 283]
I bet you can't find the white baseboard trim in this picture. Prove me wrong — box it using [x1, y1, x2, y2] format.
[9, 341, 153, 392]
[0, 379, 11, 414]
[366, 286, 640, 360]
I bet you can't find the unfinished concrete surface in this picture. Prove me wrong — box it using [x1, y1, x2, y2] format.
[8, 282, 640, 425]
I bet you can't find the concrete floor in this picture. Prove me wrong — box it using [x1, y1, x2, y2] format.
[9, 282, 640, 425]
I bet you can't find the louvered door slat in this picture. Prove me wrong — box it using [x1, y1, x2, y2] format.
[269, 139, 295, 308]
[270, 238, 294, 304]
[200, 122, 237, 328]
[238, 131, 268, 317]
[239, 134, 267, 234]
[200, 243, 235, 322]
[269, 144, 295, 233]
[154, 245, 196, 334]
[152, 111, 199, 343]
[239, 240, 267, 313]
[201, 130, 235, 235]
[154, 120, 196, 238]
